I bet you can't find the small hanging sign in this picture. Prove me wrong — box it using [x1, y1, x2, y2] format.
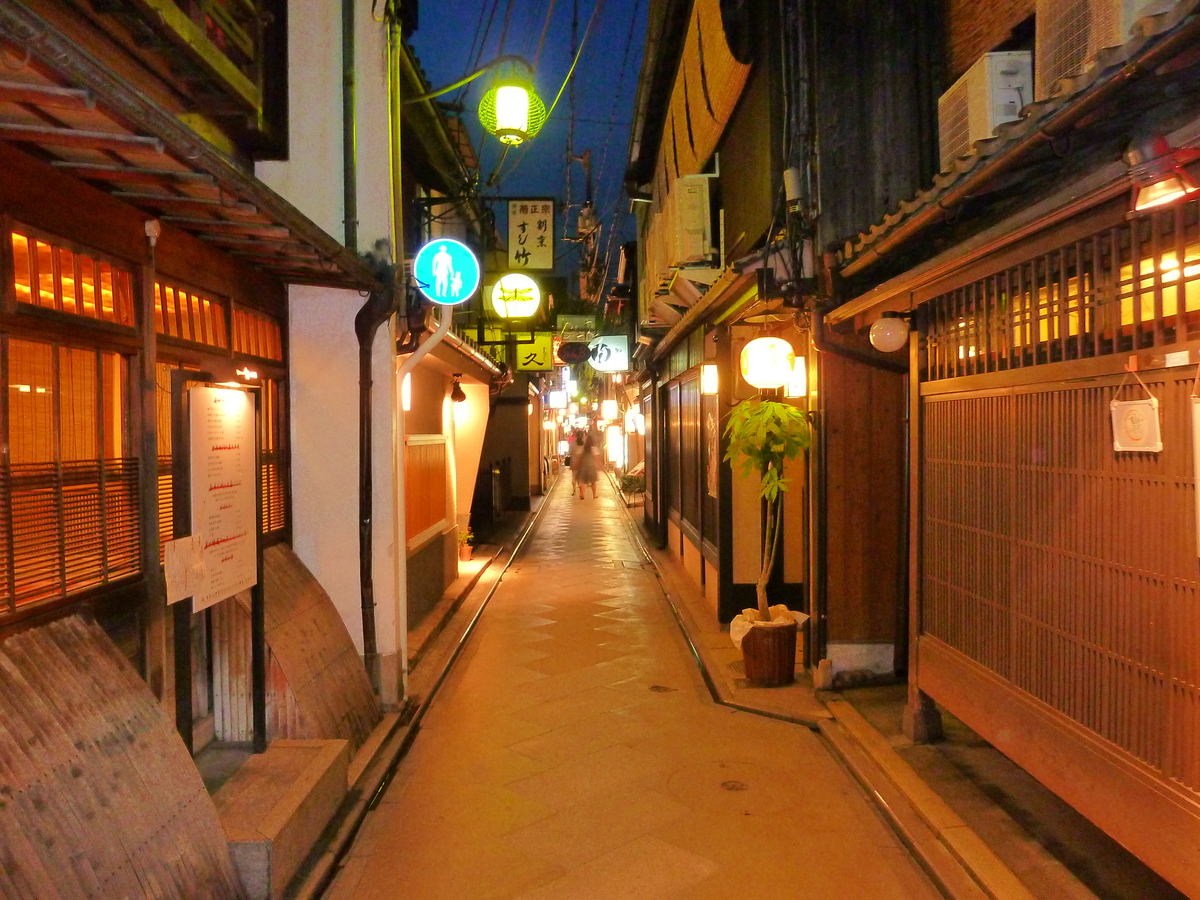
[1110, 398, 1162, 452]
[1110, 369, 1162, 453]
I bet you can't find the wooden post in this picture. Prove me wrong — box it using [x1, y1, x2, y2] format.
[251, 387, 267, 753]
[137, 257, 166, 698]
[902, 312, 942, 742]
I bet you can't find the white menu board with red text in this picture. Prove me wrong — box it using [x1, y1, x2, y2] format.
[189, 386, 257, 611]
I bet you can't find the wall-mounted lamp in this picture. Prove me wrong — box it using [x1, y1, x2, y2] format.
[450, 374, 466, 403]
[235, 366, 258, 381]
[700, 363, 719, 395]
[1125, 134, 1200, 213]
[740, 336, 794, 390]
[869, 311, 912, 353]
[601, 399, 619, 420]
[784, 357, 807, 398]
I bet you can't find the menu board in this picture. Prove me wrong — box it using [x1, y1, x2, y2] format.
[188, 386, 257, 611]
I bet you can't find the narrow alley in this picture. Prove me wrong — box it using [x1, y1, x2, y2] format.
[323, 476, 940, 900]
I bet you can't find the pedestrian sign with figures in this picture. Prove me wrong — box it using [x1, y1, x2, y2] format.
[508, 199, 554, 271]
[412, 238, 480, 305]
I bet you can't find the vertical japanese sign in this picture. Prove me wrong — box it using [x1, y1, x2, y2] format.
[189, 386, 257, 611]
[508, 199, 555, 271]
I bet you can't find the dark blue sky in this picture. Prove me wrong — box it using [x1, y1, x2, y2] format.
[409, 0, 646, 282]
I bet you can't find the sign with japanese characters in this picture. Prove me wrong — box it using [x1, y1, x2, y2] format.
[517, 332, 554, 371]
[187, 386, 258, 611]
[587, 335, 630, 373]
[508, 199, 554, 271]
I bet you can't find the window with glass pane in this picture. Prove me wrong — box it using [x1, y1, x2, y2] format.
[10, 231, 135, 327]
[260, 377, 287, 533]
[2, 337, 139, 614]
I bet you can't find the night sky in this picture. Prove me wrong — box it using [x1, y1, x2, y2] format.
[409, 0, 647, 283]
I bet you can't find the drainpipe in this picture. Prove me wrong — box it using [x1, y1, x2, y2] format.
[342, 0, 358, 252]
[356, 2, 406, 697]
[355, 286, 394, 696]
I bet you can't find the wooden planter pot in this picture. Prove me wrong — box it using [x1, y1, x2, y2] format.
[741, 620, 797, 687]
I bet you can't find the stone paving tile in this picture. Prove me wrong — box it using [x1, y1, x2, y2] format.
[328, 477, 939, 899]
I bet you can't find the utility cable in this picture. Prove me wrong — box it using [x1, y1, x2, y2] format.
[497, 0, 516, 55]
[592, 0, 641, 216]
[533, 0, 558, 69]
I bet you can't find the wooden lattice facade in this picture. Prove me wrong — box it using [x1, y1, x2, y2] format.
[909, 192, 1200, 894]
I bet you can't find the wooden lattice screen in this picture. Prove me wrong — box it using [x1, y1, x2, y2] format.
[923, 197, 1200, 380]
[405, 437, 448, 543]
[1, 338, 138, 614]
[923, 370, 1200, 790]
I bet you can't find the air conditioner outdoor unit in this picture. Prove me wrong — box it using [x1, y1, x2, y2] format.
[669, 175, 715, 268]
[1034, 0, 1165, 100]
[938, 51, 1033, 171]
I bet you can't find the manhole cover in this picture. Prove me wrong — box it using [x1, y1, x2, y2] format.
[721, 780, 749, 791]
[649, 685, 677, 693]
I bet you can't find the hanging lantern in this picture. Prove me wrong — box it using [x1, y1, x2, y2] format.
[490, 273, 541, 318]
[740, 337, 795, 390]
[478, 58, 547, 146]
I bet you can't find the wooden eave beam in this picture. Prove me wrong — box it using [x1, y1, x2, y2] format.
[2, 0, 380, 290]
[199, 234, 322, 259]
[112, 191, 258, 215]
[0, 79, 94, 109]
[0, 121, 163, 153]
[50, 161, 216, 186]
[161, 215, 289, 238]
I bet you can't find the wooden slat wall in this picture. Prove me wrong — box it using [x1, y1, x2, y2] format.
[0, 615, 245, 899]
[208, 546, 379, 751]
[405, 438, 448, 542]
[923, 369, 1200, 790]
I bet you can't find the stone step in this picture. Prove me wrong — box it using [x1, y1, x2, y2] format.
[214, 739, 349, 900]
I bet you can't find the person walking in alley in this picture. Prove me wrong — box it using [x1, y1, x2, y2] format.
[570, 428, 599, 499]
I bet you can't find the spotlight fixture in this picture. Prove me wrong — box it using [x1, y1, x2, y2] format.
[450, 374, 467, 403]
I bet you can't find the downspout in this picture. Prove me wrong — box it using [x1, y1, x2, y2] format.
[355, 286, 394, 696]
[356, 2, 406, 697]
[342, 0, 357, 252]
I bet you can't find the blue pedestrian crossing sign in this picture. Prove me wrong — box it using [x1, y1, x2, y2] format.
[412, 238, 480, 305]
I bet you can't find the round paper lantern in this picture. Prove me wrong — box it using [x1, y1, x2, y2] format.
[490, 273, 540, 318]
[740, 337, 795, 390]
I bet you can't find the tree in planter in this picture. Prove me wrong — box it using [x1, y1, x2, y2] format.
[724, 397, 813, 619]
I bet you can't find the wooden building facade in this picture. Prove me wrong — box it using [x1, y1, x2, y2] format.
[627, 0, 934, 677]
[829, 0, 1200, 891]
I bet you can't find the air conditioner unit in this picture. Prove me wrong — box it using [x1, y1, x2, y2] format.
[669, 175, 716, 268]
[938, 51, 1033, 171]
[1034, 0, 1165, 100]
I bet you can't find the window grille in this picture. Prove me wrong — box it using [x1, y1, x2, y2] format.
[922, 198, 1200, 381]
[10, 230, 135, 327]
[260, 377, 286, 534]
[154, 281, 228, 348]
[233, 306, 283, 361]
[1, 337, 138, 614]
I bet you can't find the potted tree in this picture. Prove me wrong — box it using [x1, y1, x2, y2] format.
[458, 526, 474, 562]
[723, 337, 813, 686]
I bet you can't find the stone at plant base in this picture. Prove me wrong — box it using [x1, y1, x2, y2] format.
[729, 605, 809, 649]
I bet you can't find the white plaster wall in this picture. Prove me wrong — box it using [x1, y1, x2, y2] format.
[289, 286, 396, 666]
[355, 3, 392, 250]
[449, 383, 490, 530]
[255, 0, 344, 240]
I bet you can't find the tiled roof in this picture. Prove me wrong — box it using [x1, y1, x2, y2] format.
[839, 0, 1200, 278]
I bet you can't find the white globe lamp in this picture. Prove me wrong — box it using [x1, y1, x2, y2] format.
[740, 337, 795, 390]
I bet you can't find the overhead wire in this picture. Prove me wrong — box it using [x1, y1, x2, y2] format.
[591, 0, 642, 219]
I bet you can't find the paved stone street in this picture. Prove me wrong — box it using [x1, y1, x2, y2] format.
[326, 476, 939, 899]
